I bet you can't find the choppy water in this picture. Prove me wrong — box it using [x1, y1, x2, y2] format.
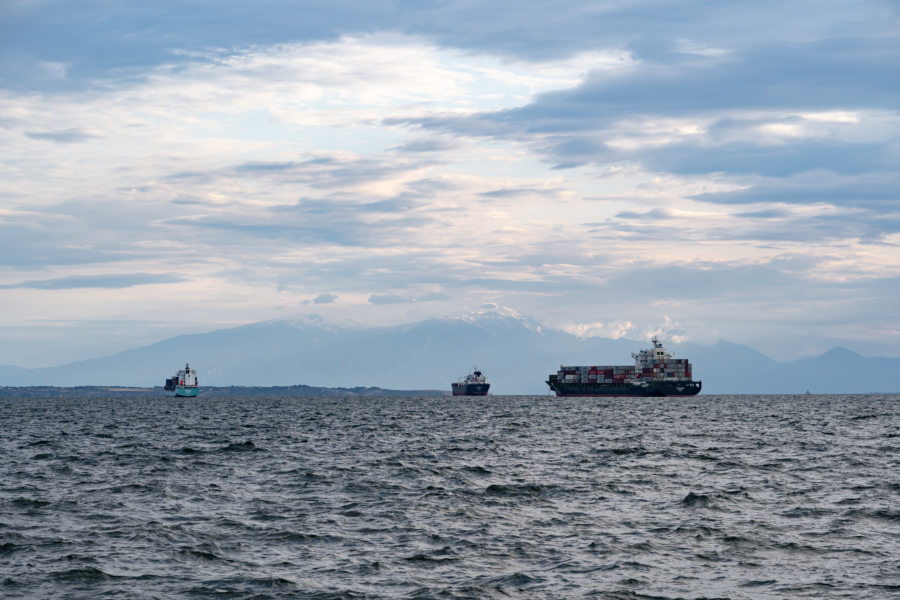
[2, 394, 899, 599]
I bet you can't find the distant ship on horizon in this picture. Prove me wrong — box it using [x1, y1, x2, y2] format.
[452, 368, 490, 396]
[546, 337, 701, 397]
[164, 363, 200, 397]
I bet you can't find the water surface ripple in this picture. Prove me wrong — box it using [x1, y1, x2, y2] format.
[2, 394, 899, 599]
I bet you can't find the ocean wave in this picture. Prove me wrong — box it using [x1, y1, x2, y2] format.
[1, 393, 897, 598]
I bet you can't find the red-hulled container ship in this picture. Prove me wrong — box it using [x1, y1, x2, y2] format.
[546, 337, 701, 397]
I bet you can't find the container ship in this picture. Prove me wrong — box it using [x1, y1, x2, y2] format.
[164, 363, 200, 397]
[546, 337, 701, 397]
[452, 368, 490, 396]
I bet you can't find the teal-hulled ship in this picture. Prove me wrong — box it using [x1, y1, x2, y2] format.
[164, 363, 200, 397]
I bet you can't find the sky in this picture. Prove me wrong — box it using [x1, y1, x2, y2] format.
[1, 0, 899, 367]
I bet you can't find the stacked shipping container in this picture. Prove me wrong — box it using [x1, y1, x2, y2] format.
[559, 358, 692, 383]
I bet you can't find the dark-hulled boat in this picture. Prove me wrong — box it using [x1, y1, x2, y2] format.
[546, 337, 701, 397]
[452, 369, 490, 396]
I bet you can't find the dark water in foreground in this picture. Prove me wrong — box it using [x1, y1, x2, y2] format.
[2, 395, 899, 599]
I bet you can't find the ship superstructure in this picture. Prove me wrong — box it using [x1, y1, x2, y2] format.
[164, 363, 200, 397]
[452, 368, 490, 396]
[546, 337, 701, 397]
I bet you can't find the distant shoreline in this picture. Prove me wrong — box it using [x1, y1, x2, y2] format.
[2, 387, 898, 398]
[0, 385, 451, 398]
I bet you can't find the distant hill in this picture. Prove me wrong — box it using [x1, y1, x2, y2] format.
[0, 364, 30, 379]
[1, 311, 897, 394]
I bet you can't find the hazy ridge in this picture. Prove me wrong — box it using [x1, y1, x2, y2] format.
[1, 312, 897, 394]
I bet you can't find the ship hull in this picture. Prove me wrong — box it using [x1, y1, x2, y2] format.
[547, 379, 701, 397]
[165, 386, 199, 398]
[451, 383, 490, 396]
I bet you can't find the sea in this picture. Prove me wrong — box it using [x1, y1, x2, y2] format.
[1, 394, 898, 599]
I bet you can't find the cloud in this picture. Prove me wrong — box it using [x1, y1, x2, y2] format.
[525, 36, 899, 122]
[479, 185, 568, 199]
[312, 293, 338, 304]
[1, 1, 898, 365]
[690, 171, 900, 209]
[192, 202, 437, 248]
[368, 292, 450, 304]
[0, 206, 160, 268]
[733, 209, 790, 219]
[25, 128, 97, 143]
[637, 140, 893, 177]
[368, 294, 409, 305]
[600, 198, 899, 247]
[233, 161, 300, 173]
[0, 273, 185, 290]
[394, 137, 459, 153]
[615, 208, 672, 220]
[393, 35, 899, 177]
[0, 1, 406, 91]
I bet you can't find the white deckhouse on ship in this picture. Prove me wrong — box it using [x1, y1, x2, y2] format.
[164, 363, 200, 397]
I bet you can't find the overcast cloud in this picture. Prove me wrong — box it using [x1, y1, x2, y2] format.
[1, 0, 898, 365]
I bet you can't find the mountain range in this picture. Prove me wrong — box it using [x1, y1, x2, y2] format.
[1, 312, 897, 394]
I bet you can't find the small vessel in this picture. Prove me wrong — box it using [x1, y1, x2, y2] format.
[546, 337, 701, 397]
[164, 363, 200, 397]
[452, 368, 490, 396]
